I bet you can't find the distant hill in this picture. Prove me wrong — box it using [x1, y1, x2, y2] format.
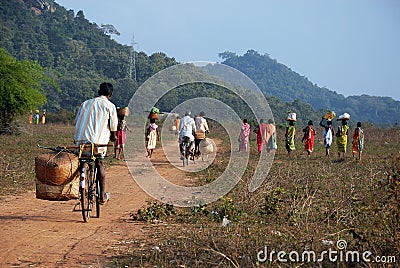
[1, 0, 398, 126]
[220, 50, 400, 125]
[0, 0, 178, 114]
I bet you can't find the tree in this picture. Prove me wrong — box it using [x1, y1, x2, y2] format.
[218, 51, 237, 60]
[0, 48, 48, 133]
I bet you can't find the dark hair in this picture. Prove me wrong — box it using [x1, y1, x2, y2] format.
[243, 119, 248, 123]
[308, 120, 313, 126]
[341, 120, 348, 126]
[327, 120, 332, 125]
[260, 119, 265, 124]
[357, 122, 362, 127]
[199, 111, 205, 116]
[98, 82, 114, 97]
[150, 118, 156, 123]
[289, 120, 295, 126]
[268, 119, 274, 124]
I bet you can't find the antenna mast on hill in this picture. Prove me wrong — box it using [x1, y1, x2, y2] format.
[129, 34, 137, 81]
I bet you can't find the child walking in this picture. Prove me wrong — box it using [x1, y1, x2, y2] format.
[115, 111, 129, 160]
[146, 118, 160, 158]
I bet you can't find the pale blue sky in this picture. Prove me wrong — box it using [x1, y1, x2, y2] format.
[55, 0, 400, 100]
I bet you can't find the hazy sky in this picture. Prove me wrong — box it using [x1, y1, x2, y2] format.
[55, 0, 400, 100]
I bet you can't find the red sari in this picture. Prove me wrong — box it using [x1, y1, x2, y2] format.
[303, 125, 315, 153]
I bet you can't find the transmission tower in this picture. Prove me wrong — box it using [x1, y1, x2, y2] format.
[129, 34, 137, 81]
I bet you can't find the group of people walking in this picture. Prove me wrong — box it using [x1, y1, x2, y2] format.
[238, 118, 277, 153]
[29, 110, 46, 125]
[239, 112, 365, 161]
[283, 112, 364, 160]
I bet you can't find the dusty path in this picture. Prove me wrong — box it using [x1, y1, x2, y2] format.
[0, 161, 149, 267]
[0, 138, 217, 267]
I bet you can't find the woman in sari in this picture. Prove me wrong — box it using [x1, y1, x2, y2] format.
[352, 122, 364, 161]
[336, 119, 349, 158]
[253, 123, 263, 153]
[302, 120, 316, 158]
[264, 119, 277, 153]
[239, 119, 251, 152]
[285, 120, 296, 157]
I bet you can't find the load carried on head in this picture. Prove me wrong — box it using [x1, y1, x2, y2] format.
[323, 111, 336, 121]
[337, 112, 350, 121]
[286, 112, 297, 122]
[117, 107, 129, 117]
[148, 107, 160, 120]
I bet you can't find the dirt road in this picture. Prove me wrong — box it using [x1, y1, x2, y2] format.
[0, 139, 216, 267]
[0, 161, 149, 267]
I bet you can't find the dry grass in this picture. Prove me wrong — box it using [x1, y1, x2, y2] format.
[113, 125, 400, 267]
[0, 123, 76, 195]
[1, 123, 399, 267]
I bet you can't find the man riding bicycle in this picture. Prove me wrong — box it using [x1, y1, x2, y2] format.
[178, 111, 196, 159]
[194, 111, 210, 157]
[74, 82, 118, 204]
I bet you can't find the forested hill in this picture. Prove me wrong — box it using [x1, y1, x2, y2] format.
[1, 0, 398, 125]
[220, 50, 400, 125]
[0, 0, 178, 114]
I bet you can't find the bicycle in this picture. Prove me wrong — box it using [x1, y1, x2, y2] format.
[37, 143, 111, 222]
[181, 136, 194, 167]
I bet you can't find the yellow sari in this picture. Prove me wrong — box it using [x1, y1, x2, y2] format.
[336, 125, 349, 153]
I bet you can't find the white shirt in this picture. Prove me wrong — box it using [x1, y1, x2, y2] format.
[74, 96, 118, 155]
[179, 115, 196, 141]
[195, 116, 209, 132]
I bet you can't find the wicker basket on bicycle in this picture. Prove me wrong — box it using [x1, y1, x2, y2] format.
[35, 152, 80, 200]
[194, 130, 206, 140]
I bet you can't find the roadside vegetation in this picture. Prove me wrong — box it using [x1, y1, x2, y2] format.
[120, 123, 399, 267]
[1, 122, 399, 267]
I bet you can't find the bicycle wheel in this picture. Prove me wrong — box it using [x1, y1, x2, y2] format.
[182, 142, 188, 167]
[79, 186, 87, 222]
[79, 163, 89, 222]
[95, 177, 101, 218]
[85, 164, 96, 221]
[185, 142, 190, 166]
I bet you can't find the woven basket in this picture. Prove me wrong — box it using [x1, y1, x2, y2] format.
[117, 107, 129, 116]
[195, 130, 206, 140]
[35, 152, 79, 186]
[35, 176, 79, 201]
[148, 112, 159, 120]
